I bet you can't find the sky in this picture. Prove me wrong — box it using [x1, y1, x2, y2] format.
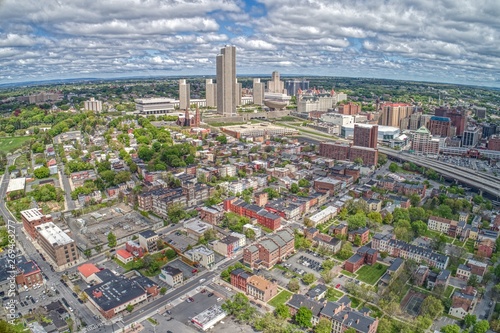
[0, 0, 499, 87]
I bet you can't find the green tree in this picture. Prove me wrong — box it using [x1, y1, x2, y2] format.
[411, 220, 428, 237]
[34, 166, 50, 179]
[383, 212, 393, 224]
[409, 194, 421, 207]
[468, 274, 479, 287]
[440, 324, 460, 333]
[353, 157, 363, 165]
[288, 278, 300, 292]
[298, 179, 310, 187]
[338, 241, 353, 260]
[221, 293, 256, 322]
[244, 228, 256, 241]
[302, 273, 315, 285]
[107, 232, 117, 248]
[322, 259, 335, 271]
[473, 320, 490, 333]
[389, 162, 398, 172]
[290, 183, 300, 194]
[295, 307, 313, 328]
[347, 212, 367, 229]
[344, 329, 356, 333]
[315, 318, 332, 333]
[126, 304, 134, 312]
[83, 249, 92, 258]
[274, 303, 290, 319]
[215, 135, 227, 144]
[419, 295, 444, 319]
[378, 153, 388, 166]
[463, 314, 477, 328]
[160, 287, 167, 295]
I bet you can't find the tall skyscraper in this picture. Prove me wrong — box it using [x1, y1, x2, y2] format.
[253, 78, 265, 105]
[235, 78, 242, 107]
[378, 103, 413, 128]
[205, 79, 217, 108]
[216, 45, 237, 116]
[354, 124, 378, 149]
[285, 79, 309, 96]
[267, 71, 285, 93]
[179, 79, 190, 110]
[462, 126, 481, 147]
[428, 116, 451, 137]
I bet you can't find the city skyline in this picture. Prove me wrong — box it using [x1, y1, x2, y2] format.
[0, 0, 499, 87]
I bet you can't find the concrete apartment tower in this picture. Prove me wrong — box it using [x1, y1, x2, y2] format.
[205, 79, 217, 108]
[216, 45, 237, 116]
[179, 79, 190, 110]
[253, 78, 265, 105]
[267, 71, 285, 93]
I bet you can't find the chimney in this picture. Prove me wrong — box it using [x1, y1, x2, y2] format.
[344, 314, 348, 320]
[356, 319, 360, 324]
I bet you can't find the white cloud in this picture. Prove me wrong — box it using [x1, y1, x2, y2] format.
[0, 0, 498, 86]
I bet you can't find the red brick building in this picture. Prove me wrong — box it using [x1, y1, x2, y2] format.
[476, 239, 494, 258]
[349, 146, 378, 166]
[338, 102, 361, 115]
[319, 142, 351, 161]
[224, 197, 281, 230]
[15, 260, 43, 288]
[230, 268, 253, 291]
[20, 208, 52, 239]
[199, 206, 224, 225]
[353, 125, 378, 148]
[348, 227, 370, 245]
[488, 135, 500, 151]
[243, 228, 294, 268]
[344, 246, 378, 273]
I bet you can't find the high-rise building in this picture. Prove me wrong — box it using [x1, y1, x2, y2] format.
[481, 123, 497, 138]
[488, 135, 500, 151]
[216, 45, 237, 116]
[235, 78, 242, 107]
[434, 107, 467, 135]
[378, 103, 413, 128]
[409, 112, 422, 130]
[179, 79, 190, 110]
[84, 97, 103, 112]
[354, 124, 378, 148]
[205, 79, 217, 108]
[462, 126, 481, 147]
[338, 102, 361, 115]
[285, 79, 309, 96]
[429, 116, 452, 137]
[267, 71, 285, 94]
[253, 78, 265, 105]
[412, 126, 439, 155]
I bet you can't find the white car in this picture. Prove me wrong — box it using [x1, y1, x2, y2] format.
[199, 279, 206, 283]
[217, 298, 222, 302]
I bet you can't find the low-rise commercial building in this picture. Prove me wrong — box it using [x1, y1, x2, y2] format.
[21, 208, 52, 239]
[184, 246, 215, 268]
[159, 265, 183, 286]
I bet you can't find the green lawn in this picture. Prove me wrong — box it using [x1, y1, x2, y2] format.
[355, 264, 388, 285]
[444, 286, 455, 298]
[0, 136, 32, 153]
[350, 297, 362, 309]
[268, 290, 293, 307]
[14, 154, 30, 169]
[341, 270, 356, 277]
[465, 239, 476, 253]
[453, 239, 465, 247]
[326, 288, 344, 301]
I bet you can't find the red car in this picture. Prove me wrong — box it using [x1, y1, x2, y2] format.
[335, 284, 341, 289]
[192, 269, 198, 273]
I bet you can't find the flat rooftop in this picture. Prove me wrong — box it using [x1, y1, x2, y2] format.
[20, 208, 44, 222]
[36, 222, 74, 246]
[7, 178, 25, 193]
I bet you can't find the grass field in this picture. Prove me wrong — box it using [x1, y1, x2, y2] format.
[356, 264, 388, 285]
[268, 290, 293, 307]
[0, 136, 31, 153]
[341, 270, 356, 277]
[465, 239, 476, 253]
[444, 286, 455, 298]
[326, 287, 344, 301]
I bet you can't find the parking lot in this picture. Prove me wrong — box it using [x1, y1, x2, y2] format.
[285, 250, 325, 278]
[169, 290, 221, 325]
[163, 232, 198, 252]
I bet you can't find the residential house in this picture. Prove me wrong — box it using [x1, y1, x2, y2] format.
[344, 246, 378, 273]
[348, 227, 370, 245]
[449, 286, 477, 319]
